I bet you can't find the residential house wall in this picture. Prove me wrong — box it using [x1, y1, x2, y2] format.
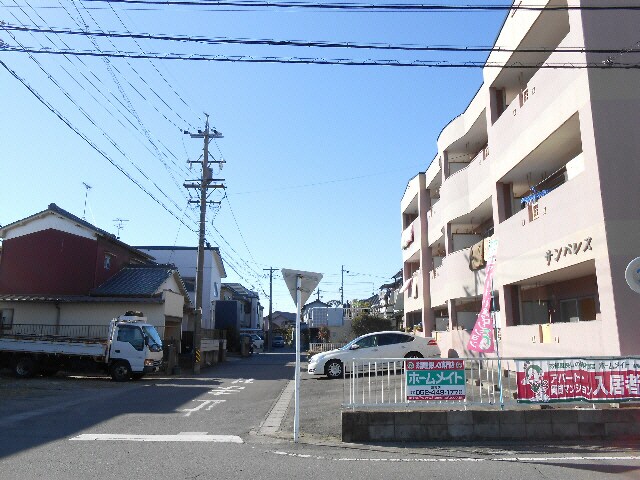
[137, 246, 226, 329]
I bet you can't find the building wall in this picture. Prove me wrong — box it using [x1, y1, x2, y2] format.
[138, 247, 224, 329]
[402, 0, 640, 358]
[0, 229, 96, 295]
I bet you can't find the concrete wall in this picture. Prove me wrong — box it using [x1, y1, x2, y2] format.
[342, 407, 640, 442]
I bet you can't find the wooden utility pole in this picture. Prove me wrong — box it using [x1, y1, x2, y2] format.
[184, 115, 224, 374]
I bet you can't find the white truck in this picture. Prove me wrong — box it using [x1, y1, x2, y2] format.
[0, 313, 164, 381]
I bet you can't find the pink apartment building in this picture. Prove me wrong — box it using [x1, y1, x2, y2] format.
[400, 0, 640, 358]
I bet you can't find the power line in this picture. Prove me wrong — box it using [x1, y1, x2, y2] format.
[0, 58, 198, 233]
[3, 45, 637, 68]
[87, 1, 640, 13]
[5, 23, 634, 55]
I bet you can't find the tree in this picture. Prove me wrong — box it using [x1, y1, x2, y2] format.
[318, 325, 330, 342]
[351, 313, 392, 337]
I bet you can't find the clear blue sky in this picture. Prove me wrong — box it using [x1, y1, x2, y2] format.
[0, 0, 508, 312]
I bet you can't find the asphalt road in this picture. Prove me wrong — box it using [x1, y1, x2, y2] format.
[2, 349, 640, 480]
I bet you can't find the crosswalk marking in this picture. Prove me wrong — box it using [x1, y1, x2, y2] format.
[70, 433, 243, 443]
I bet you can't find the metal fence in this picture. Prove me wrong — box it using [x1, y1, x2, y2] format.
[344, 357, 515, 409]
[342, 357, 640, 410]
[309, 342, 347, 353]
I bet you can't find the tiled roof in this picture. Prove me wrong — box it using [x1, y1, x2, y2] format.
[92, 265, 176, 297]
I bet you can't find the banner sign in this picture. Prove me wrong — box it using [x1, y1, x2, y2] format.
[516, 358, 640, 403]
[406, 359, 466, 401]
[467, 238, 498, 353]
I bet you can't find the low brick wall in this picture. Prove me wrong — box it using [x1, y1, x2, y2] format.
[342, 408, 640, 443]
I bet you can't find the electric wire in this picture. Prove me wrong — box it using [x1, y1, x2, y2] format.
[89, 1, 640, 13]
[63, 0, 192, 186]
[3, 45, 634, 68]
[0, 58, 198, 233]
[2, 23, 633, 56]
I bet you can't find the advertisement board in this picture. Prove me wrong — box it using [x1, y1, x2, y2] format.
[406, 359, 466, 401]
[516, 358, 640, 403]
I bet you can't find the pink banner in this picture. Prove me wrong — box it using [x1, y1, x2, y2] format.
[467, 258, 496, 353]
[517, 358, 640, 403]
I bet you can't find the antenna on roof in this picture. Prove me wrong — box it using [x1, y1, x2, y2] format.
[113, 218, 129, 239]
[82, 182, 92, 220]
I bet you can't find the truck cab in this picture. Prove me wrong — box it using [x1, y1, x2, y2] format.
[108, 315, 164, 381]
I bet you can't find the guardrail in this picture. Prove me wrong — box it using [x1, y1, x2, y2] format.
[309, 342, 346, 353]
[343, 356, 640, 410]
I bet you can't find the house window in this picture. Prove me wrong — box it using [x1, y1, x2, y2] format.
[213, 282, 219, 298]
[104, 253, 114, 270]
[1, 308, 14, 329]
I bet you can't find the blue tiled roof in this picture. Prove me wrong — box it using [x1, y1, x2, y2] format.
[92, 265, 175, 297]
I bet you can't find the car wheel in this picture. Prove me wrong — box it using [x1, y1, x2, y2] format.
[404, 351, 424, 359]
[110, 361, 132, 382]
[14, 356, 38, 378]
[325, 360, 343, 379]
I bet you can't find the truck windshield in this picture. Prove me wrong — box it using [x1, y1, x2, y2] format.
[142, 326, 163, 349]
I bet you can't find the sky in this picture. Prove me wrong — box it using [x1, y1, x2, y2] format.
[0, 0, 509, 313]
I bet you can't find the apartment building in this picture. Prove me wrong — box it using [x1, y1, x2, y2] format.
[401, 0, 640, 358]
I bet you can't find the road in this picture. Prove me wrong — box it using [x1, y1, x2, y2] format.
[2, 349, 640, 480]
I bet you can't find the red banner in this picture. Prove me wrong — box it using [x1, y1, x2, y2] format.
[516, 358, 640, 403]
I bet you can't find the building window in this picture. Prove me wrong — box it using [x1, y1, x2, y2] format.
[1, 308, 14, 329]
[213, 282, 219, 298]
[104, 253, 114, 270]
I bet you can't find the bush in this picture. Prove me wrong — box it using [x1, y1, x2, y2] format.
[351, 313, 392, 337]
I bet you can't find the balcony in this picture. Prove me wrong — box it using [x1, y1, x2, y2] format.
[429, 247, 489, 307]
[401, 218, 421, 262]
[403, 270, 423, 313]
[438, 148, 493, 227]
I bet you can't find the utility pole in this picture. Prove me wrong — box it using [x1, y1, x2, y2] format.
[340, 265, 349, 306]
[184, 115, 224, 374]
[263, 267, 276, 351]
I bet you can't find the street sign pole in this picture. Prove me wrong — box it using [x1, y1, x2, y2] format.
[281, 268, 323, 444]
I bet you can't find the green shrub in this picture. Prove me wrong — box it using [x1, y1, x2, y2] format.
[351, 313, 392, 337]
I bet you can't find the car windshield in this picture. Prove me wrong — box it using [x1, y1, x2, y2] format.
[142, 326, 163, 348]
[341, 335, 370, 350]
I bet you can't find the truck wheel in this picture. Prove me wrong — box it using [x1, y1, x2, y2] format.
[14, 356, 38, 379]
[110, 361, 132, 382]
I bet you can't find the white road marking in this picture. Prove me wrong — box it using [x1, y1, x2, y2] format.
[273, 451, 640, 462]
[180, 399, 225, 416]
[70, 433, 242, 443]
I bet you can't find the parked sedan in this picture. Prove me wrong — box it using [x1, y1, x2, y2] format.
[307, 331, 440, 379]
[272, 335, 285, 348]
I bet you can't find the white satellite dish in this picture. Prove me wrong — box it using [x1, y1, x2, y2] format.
[625, 257, 640, 294]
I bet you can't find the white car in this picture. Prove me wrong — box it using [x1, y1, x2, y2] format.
[250, 334, 264, 350]
[307, 331, 440, 379]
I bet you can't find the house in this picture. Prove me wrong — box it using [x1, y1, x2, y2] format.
[265, 311, 296, 330]
[136, 245, 227, 330]
[0, 204, 192, 347]
[372, 270, 403, 326]
[215, 283, 263, 331]
[400, 0, 640, 357]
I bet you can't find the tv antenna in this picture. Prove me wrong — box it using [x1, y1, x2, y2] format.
[82, 182, 92, 220]
[113, 218, 129, 239]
